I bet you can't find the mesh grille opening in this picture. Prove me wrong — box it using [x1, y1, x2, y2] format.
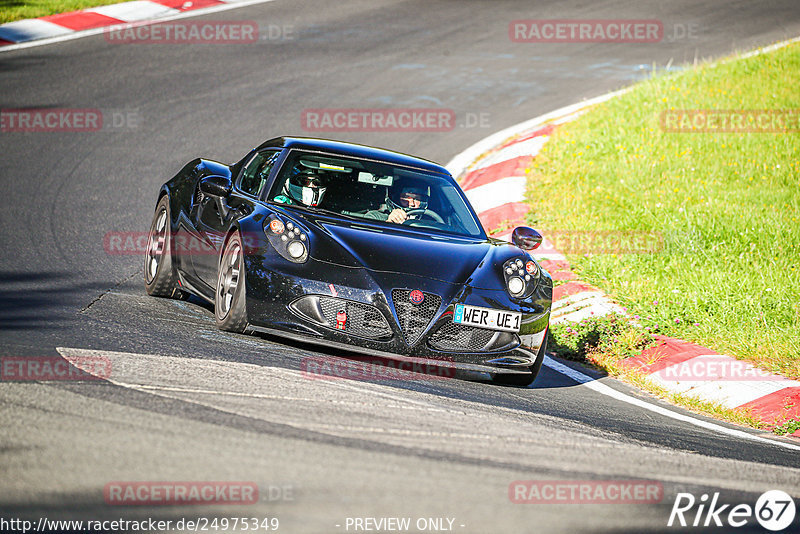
[428, 321, 496, 352]
[391, 289, 441, 345]
[317, 296, 392, 340]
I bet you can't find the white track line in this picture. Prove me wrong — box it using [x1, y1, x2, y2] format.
[541, 356, 800, 452]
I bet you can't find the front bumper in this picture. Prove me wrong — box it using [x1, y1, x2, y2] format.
[243, 255, 552, 374]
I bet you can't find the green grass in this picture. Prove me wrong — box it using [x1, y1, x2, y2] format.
[549, 313, 655, 362]
[0, 0, 137, 23]
[773, 419, 800, 436]
[529, 42, 800, 380]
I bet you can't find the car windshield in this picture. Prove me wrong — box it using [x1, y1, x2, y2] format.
[267, 150, 484, 238]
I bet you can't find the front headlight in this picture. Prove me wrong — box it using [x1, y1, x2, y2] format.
[502, 256, 539, 298]
[507, 276, 525, 296]
[287, 240, 306, 259]
[265, 215, 309, 263]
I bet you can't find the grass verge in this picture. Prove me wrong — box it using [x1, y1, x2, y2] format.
[1, 0, 136, 24]
[535, 42, 799, 434]
[529, 42, 800, 384]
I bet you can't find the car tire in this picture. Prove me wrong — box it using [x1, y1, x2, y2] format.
[215, 232, 248, 333]
[491, 335, 547, 387]
[144, 196, 188, 300]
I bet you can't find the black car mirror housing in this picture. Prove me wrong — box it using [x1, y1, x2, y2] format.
[199, 175, 232, 197]
[512, 226, 543, 250]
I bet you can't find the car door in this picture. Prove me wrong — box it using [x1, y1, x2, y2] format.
[190, 150, 281, 287]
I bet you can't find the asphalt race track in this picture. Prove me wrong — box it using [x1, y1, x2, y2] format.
[2, 1, 800, 532]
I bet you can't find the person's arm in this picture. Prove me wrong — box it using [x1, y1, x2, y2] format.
[362, 209, 389, 221]
[272, 194, 294, 205]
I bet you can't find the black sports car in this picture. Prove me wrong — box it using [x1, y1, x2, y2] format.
[145, 137, 552, 385]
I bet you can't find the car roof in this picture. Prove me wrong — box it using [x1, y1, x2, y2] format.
[256, 137, 452, 177]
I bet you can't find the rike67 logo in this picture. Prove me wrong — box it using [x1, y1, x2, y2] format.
[668, 490, 796, 531]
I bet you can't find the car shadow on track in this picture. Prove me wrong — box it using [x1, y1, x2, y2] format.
[0, 270, 125, 332]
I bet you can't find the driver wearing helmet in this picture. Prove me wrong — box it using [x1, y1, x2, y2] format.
[273, 171, 327, 207]
[365, 179, 430, 224]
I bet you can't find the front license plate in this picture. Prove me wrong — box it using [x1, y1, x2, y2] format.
[453, 304, 521, 333]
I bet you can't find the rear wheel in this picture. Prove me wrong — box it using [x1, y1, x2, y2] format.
[491, 334, 548, 387]
[144, 196, 187, 299]
[215, 232, 248, 333]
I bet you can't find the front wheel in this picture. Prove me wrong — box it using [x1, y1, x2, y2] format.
[215, 232, 248, 333]
[144, 196, 187, 299]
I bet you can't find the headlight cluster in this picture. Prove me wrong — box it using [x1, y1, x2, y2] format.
[265, 216, 309, 263]
[502, 256, 539, 298]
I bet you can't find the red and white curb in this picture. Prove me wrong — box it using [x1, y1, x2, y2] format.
[623, 339, 800, 428]
[0, 0, 275, 50]
[447, 74, 800, 438]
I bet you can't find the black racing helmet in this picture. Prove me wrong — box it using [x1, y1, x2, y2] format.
[287, 171, 327, 207]
[387, 178, 430, 212]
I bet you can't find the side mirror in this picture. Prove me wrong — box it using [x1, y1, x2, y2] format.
[512, 226, 543, 251]
[199, 175, 232, 197]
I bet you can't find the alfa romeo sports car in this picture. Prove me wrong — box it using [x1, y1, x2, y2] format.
[145, 137, 552, 385]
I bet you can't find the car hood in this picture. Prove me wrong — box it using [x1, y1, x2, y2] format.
[315, 220, 493, 285]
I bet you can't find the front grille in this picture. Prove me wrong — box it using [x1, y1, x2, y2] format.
[317, 297, 392, 340]
[428, 321, 496, 352]
[391, 289, 441, 345]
